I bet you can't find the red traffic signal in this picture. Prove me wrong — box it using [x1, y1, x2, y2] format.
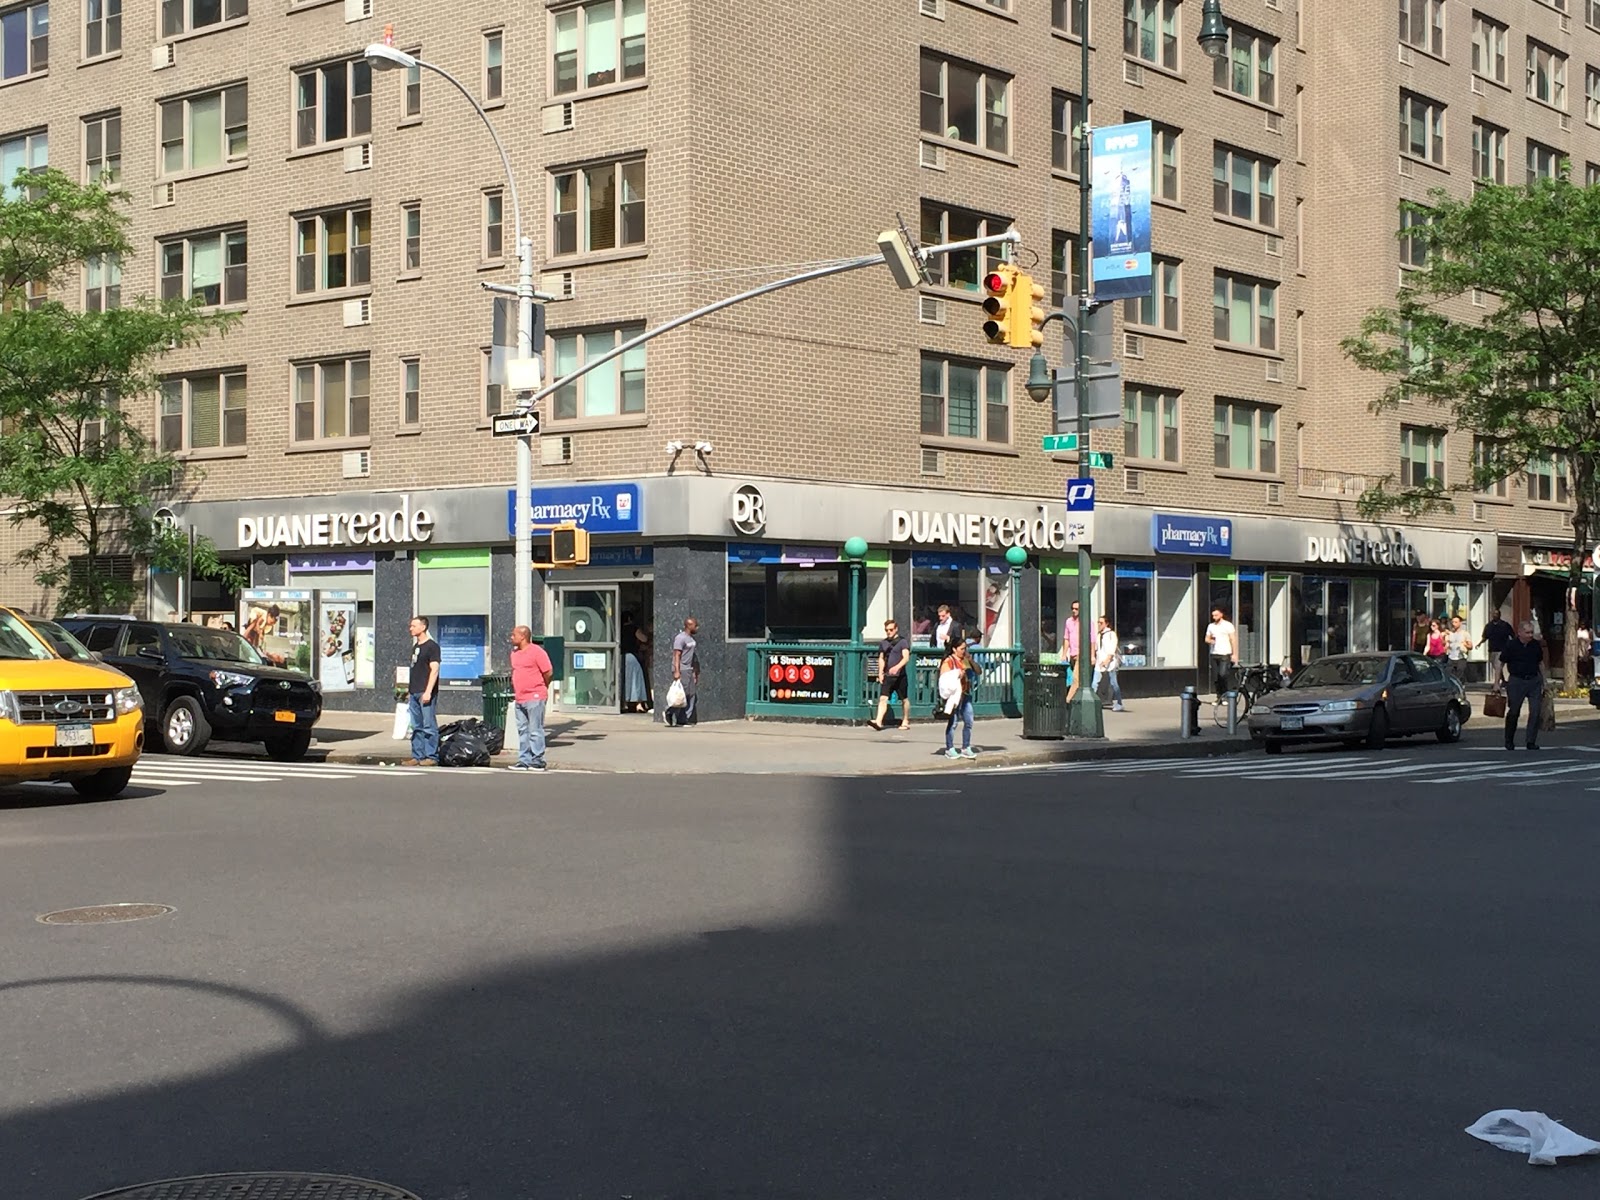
[981, 264, 1016, 344]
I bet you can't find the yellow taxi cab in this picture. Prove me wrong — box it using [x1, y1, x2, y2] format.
[0, 605, 144, 799]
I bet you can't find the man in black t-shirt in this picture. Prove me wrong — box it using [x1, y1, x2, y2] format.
[868, 619, 912, 732]
[1500, 621, 1545, 751]
[1482, 612, 1515, 689]
[407, 615, 442, 765]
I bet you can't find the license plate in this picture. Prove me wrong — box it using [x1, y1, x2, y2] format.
[55, 722, 94, 747]
[274, 710, 297, 724]
[1279, 716, 1304, 731]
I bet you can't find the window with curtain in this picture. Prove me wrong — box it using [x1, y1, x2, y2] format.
[550, 325, 645, 420]
[553, 0, 645, 95]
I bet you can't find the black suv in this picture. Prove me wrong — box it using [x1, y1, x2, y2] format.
[59, 617, 322, 760]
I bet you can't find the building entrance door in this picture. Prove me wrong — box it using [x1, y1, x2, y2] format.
[558, 586, 619, 712]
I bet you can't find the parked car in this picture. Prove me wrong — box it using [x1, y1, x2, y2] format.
[58, 616, 322, 761]
[1247, 651, 1471, 754]
[0, 606, 144, 799]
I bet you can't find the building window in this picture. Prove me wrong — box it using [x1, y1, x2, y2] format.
[1, 1, 48, 80]
[1470, 12, 1505, 82]
[160, 84, 248, 176]
[83, 112, 120, 184]
[1528, 41, 1567, 109]
[161, 229, 247, 306]
[403, 54, 421, 117]
[1399, 205, 1433, 267]
[483, 189, 503, 259]
[920, 355, 1010, 444]
[482, 348, 503, 417]
[1123, 257, 1180, 331]
[400, 202, 420, 273]
[1150, 119, 1180, 200]
[84, 253, 120, 311]
[1400, 424, 1445, 487]
[161, 0, 245, 38]
[294, 57, 372, 149]
[919, 51, 1011, 154]
[1527, 452, 1571, 504]
[1214, 24, 1276, 106]
[401, 358, 420, 427]
[292, 357, 370, 442]
[159, 371, 247, 453]
[1051, 90, 1084, 174]
[1051, 229, 1082, 306]
[922, 203, 1011, 291]
[1472, 119, 1506, 183]
[1587, 66, 1600, 126]
[1399, 91, 1445, 164]
[1052, 0, 1088, 38]
[1588, 160, 1600, 185]
[1, 129, 47, 199]
[483, 29, 503, 103]
[551, 159, 645, 256]
[85, 0, 121, 58]
[1213, 144, 1277, 226]
[1213, 272, 1277, 350]
[553, 0, 645, 95]
[1399, 0, 1444, 56]
[550, 324, 646, 420]
[1214, 399, 1277, 473]
[1473, 436, 1510, 497]
[1590, 0, 1600, 31]
[1124, 0, 1179, 70]
[1123, 386, 1180, 462]
[294, 206, 370, 295]
[1527, 139, 1563, 182]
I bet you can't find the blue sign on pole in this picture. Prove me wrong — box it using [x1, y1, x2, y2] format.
[1152, 513, 1233, 557]
[505, 483, 643, 537]
[1090, 120, 1153, 302]
[1066, 478, 1096, 512]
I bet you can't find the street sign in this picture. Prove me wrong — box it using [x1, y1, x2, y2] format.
[1084, 450, 1114, 469]
[491, 411, 541, 437]
[1041, 434, 1080, 452]
[1066, 479, 1096, 511]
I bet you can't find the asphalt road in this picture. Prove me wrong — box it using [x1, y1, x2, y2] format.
[5, 746, 1600, 1199]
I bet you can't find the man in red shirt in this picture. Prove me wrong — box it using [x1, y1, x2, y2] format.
[507, 625, 554, 771]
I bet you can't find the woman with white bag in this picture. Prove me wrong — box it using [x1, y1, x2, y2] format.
[938, 636, 978, 760]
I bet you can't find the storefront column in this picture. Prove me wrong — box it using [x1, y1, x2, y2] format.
[653, 542, 737, 723]
[489, 547, 525, 673]
[891, 549, 912, 630]
[1018, 561, 1041, 655]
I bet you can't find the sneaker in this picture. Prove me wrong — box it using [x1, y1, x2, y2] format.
[507, 763, 532, 771]
[530, 761, 547, 771]
[945, 747, 961, 759]
[960, 747, 977, 759]
[419, 758, 438, 767]
[1112, 703, 1126, 712]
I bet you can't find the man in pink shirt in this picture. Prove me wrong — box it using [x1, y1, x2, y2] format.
[507, 625, 554, 771]
[1062, 600, 1082, 700]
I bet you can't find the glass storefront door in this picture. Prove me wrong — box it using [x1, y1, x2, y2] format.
[558, 586, 619, 712]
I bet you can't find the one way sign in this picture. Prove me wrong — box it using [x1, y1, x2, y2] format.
[491, 411, 541, 437]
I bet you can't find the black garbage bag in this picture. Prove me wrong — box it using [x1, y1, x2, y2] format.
[438, 729, 491, 768]
[438, 718, 504, 757]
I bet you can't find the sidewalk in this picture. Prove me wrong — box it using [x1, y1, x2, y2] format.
[293, 696, 1600, 775]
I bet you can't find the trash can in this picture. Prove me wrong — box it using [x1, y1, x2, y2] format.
[480, 673, 513, 730]
[1021, 659, 1068, 739]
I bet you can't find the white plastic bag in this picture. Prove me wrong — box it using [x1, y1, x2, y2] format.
[392, 703, 410, 741]
[1466, 1110, 1600, 1166]
[937, 667, 963, 701]
[666, 678, 687, 710]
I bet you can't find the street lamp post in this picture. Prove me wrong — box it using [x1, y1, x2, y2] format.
[1027, 0, 1229, 737]
[365, 42, 540, 635]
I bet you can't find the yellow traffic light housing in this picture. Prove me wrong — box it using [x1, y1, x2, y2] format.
[1010, 271, 1046, 349]
[981, 264, 1017, 345]
[531, 523, 590, 568]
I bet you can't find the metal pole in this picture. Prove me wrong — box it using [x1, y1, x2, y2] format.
[185, 524, 195, 622]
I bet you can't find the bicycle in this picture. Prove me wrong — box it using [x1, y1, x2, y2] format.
[1211, 663, 1284, 727]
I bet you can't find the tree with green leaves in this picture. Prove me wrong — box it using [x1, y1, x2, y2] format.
[1343, 168, 1600, 686]
[0, 168, 244, 614]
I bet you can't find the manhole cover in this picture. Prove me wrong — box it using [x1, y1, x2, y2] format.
[38, 903, 175, 925]
[80, 1173, 421, 1200]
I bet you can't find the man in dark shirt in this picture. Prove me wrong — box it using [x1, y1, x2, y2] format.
[406, 615, 441, 765]
[1482, 612, 1515, 688]
[869, 619, 912, 732]
[1499, 621, 1545, 751]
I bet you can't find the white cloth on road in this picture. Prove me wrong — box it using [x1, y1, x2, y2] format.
[1466, 1110, 1600, 1165]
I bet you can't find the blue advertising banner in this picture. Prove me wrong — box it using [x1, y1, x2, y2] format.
[436, 614, 488, 682]
[505, 483, 642, 537]
[1152, 513, 1233, 557]
[1090, 120, 1153, 302]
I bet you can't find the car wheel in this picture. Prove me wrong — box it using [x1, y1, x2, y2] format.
[70, 766, 133, 800]
[265, 731, 313, 762]
[162, 696, 212, 756]
[1263, 739, 1284, 755]
[1437, 704, 1463, 743]
[1364, 704, 1390, 750]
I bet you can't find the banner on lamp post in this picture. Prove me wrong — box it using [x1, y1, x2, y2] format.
[1089, 120, 1153, 302]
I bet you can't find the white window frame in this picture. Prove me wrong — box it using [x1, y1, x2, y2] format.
[0, 128, 47, 199]
[1151, 119, 1180, 201]
[0, 0, 48, 81]
[1473, 436, 1511, 498]
[1527, 139, 1563, 182]
[1589, 160, 1600, 186]
[84, 252, 120, 311]
[84, 0, 121, 59]
[1527, 452, 1572, 504]
[1399, 205, 1433, 268]
[922, 202, 1011, 292]
[483, 188, 504, 260]
[1587, 66, 1600, 126]
[1213, 144, 1277, 227]
[1214, 24, 1277, 106]
[919, 51, 1011, 155]
[160, 228, 247, 307]
[1400, 424, 1446, 488]
[920, 354, 1011, 445]
[292, 357, 370, 444]
[1123, 386, 1181, 463]
[1051, 90, 1084, 175]
[1052, 0, 1088, 38]
[1051, 229, 1082, 307]
[1527, 40, 1567, 110]
[549, 324, 646, 421]
[159, 371, 247, 454]
[159, 83, 248, 178]
[551, 0, 646, 96]
[1399, 0, 1444, 57]
[1124, 0, 1179, 70]
[1472, 119, 1507, 183]
[1400, 91, 1446, 165]
[294, 206, 370, 295]
[400, 201, 420, 274]
[1213, 271, 1278, 350]
[1123, 257, 1181, 331]
[483, 28, 504, 104]
[402, 52, 421, 118]
[83, 111, 120, 185]
[400, 357, 420, 428]
[1470, 12, 1506, 83]
[1213, 398, 1278, 473]
[550, 158, 646, 257]
[293, 56, 372, 150]
[160, 0, 246, 40]
[1590, 0, 1600, 31]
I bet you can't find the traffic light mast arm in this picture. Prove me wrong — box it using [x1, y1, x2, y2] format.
[524, 230, 1021, 406]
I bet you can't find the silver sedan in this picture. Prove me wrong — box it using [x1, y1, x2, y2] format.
[1247, 652, 1472, 754]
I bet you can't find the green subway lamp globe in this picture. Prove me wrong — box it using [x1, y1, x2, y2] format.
[843, 536, 869, 560]
[1004, 545, 1028, 568]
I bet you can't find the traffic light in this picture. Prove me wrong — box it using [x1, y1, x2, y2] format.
[531, 524, 590, 568]
[1010, 271, 1046, 350]
[981, 264, 1017, 344]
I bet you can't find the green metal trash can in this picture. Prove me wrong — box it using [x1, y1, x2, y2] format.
[1021, 660, 1068, 739]
[480, 673, 513, 729]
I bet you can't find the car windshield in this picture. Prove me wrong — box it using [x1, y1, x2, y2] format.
[1292, 657, 1388, 688]
[168, 627, 265, 665]
[0, 611, 57, 661]
[29, 619, 95, 662]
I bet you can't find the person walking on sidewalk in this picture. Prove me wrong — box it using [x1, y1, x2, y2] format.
[1445, 616, 1474, 682]
[1500, 621, 1546, 751]
[406, 616, 440, 766]
[939, 635, 977, 759]
[1205, 607, 1238, 702]
[868, 618, 912, 731]
[1062, 600, 1082, 702]
[668, 617, 701, 727]
[1482, 611, 1515, 691]
[507, 625, 553, 771]
[1425, 618, 1448, 665]
[1094, 615, 1125, 712]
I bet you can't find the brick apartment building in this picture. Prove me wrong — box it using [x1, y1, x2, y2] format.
[0, 0, 1590, 714]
